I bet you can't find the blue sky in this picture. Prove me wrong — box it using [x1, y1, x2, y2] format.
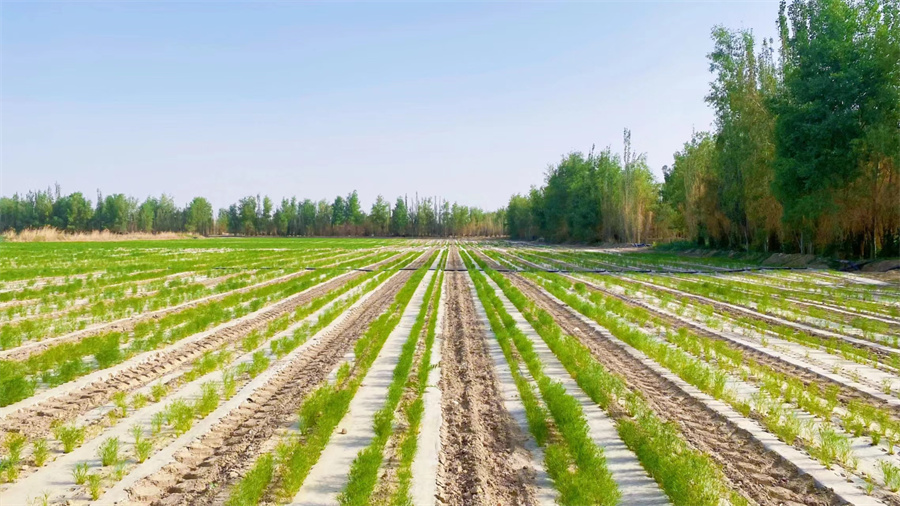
[2, 1, 779, 211]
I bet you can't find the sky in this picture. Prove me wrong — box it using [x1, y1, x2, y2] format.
[1, 1, 780, 212]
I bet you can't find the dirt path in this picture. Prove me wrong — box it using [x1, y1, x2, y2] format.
[437, 268, 538, 506]
[507, 273, 845, 506]
[134, 271, 415, 506]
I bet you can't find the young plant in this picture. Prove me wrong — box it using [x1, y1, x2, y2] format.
[222, 369, 237, 399]
[131, 392, 149, 410]
[32, 438, 49, 467]
[98, 437, 120, 467]
[135, 433, 153, 463]
[4, 432, 27, 466]
[112, 391, 128, 418]
[29, 491, 51, 506]
[194, 382, 220, 417]
[73, 462, 89, 485]
[150, 383, 169, 403]
[87, 472, 103, 500]
[881, 460, 900, 492]
[165, 399, 195, 435]
[53, 424, 86, 453]
[114, 460, 128, 480]
[151, 412, 165, 436]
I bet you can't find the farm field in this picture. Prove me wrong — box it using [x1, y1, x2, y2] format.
[1, 238, 899, 506]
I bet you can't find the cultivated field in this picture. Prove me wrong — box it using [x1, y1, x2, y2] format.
[1, 238, 899, 506]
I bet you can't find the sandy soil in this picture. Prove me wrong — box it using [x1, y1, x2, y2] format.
[437, 269, 537, 506]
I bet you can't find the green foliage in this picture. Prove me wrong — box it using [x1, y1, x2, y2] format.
[165, 399, 195, 435]
[150, 383, 169, 403]
[53, 424, 85, 453]
[87, 472, 103, 500]
[32, 438, 49, 467]
[468, 253, 737, 505]
[73, 462, 89, 485]
[225, 454, 274, 506]
[98, 437, 120, 467]
[507, 135, 658, 245]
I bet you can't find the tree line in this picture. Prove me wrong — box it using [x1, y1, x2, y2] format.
[508, 0, 899, 258]
[0, 186, 504, 238]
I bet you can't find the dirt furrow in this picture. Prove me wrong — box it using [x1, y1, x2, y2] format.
[469, 248, 504, 270]
[437, 268, 538, 506]
[134, 271, 414, 506]
[508, 273, 845, 506]
[445, 246, 465, 271]
[0, 272, 363, 441]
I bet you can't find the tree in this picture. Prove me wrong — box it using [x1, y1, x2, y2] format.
[185, 197, 213, 235]
[332, 196, 346, 230]
[137, 197, 157, 233]
[773, 0, 899, 255]
[390, 197, 409, 236]
[707, 26, 781, 251]
[154, 195, 179, 232]
[346, 190, 364, 228]
[216, 208, 230, 235]
[239, 196, 258, 235]
[369, 195, 390, 235]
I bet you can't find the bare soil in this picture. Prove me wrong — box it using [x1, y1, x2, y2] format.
[437, 269, 537, 506]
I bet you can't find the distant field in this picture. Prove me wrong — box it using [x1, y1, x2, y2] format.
[1, 238, 899, 505]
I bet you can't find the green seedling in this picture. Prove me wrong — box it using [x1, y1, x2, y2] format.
[195, 382, 219, 417]
[32, 438, 49, 467]
[112, 391, 128, 417]
[149, 410, 165, 434]
[150, 383, 169, 403]
[881, 460, 900, 492]
[73, 462, 89, 485]
[54, 424, 85, 453]
[222, 369, 237, 398]
[87, 472, 103, 500]
[131, 392, 149, 410]
[98, 437, 120, 467]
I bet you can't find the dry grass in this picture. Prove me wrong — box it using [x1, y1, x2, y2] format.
[2, 227, 198, 243]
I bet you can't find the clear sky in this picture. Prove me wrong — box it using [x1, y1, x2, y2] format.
[1, 1, 779, 212]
